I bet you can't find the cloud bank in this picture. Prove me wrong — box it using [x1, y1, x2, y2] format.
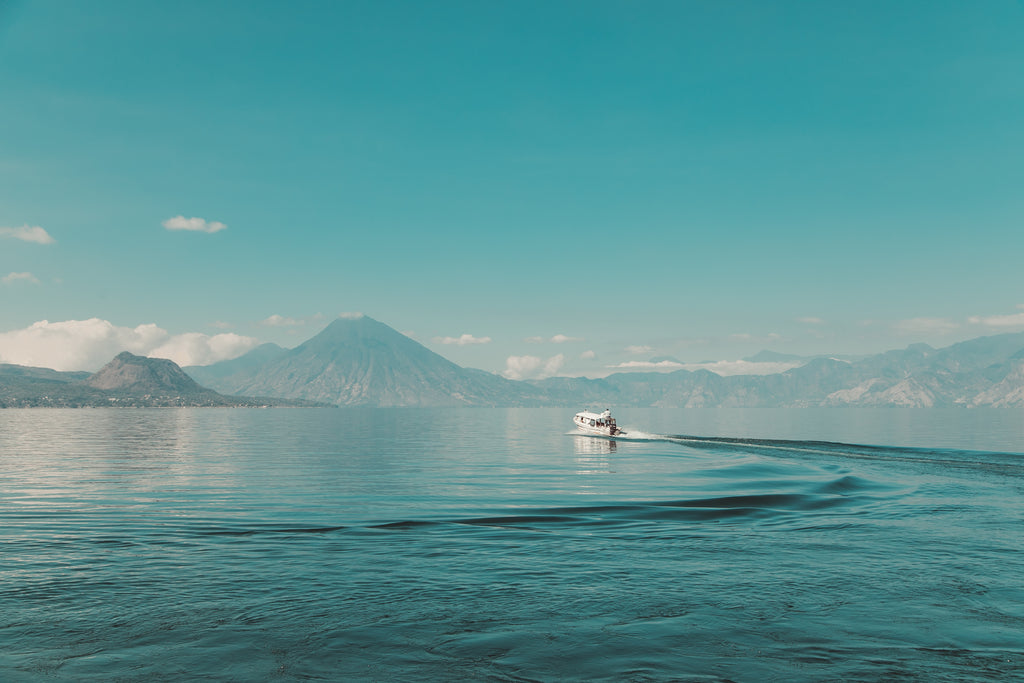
[730, 332, 782, 343]
[503, 354, 565, 380]
[162, 215, 227, 233]
[434, 333, 492, 346]
[2, 272, 40, 285]
[0, 225, 55, 244]
[261, 314, 304, 327]
[525, 334, 583, 344]
[0, 319, 259, 371]
[968, 305, 1024, 329]
[608, 359, 804, 376]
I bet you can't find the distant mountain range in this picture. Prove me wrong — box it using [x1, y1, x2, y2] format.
[185, 315, 1024, 408]
[0, 352, 326, 408]
[530, 335, 1024, 408]
[4, 315, 1024, 408]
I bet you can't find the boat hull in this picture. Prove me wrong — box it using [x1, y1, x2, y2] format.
[573, 412, 624, 437]
[575, 425, 623, 437]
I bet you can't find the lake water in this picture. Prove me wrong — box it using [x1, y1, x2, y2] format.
[1, 407, 1023, 681]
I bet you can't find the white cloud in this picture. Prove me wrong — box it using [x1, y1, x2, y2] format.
[544, 353, 565, 376]
[797, 316, 824, 324]
[0, 318, 258, 371]
[611, 360, 685, 372]
[338, 311, 364, 319]
[683, 360, 803, 376]
[162, 215, 227, 233]
[625, 345, 653, 355]
[967, 307, 1024, 329]
[434, 333, 492, 346]
[580, 350, 596, 360]
[149, 332, 258, 367]
[525, 334, 583, 344]
[260, 314, 303, 327]
[0, 225, 55, 244]
[2, 272, 40, 285]
[502, 353, 565, 380]
[260, 313, 335, 328]
[893, 317, 959, 336]
[608, 359, 803, 376]
[503, 355, 541, 380]
[730, 332, 782, 344]
[210, 321, 233, 330]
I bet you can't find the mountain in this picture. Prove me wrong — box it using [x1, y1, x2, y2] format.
[0, 352, 327, 408]
[742, 350, 808, 363]
[0, 364, 90, 383]
[530, 333, 1024, 408]
[6, 319, 1024, 409]
[87, 351, 209, 393]
[0, 363, 93, 407]
[186, 320, 1024, 408]
[185, 343, 287, 388]
[188, 315, 547, 407]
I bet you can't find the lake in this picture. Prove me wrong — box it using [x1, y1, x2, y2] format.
[1, 407, 1022, 681]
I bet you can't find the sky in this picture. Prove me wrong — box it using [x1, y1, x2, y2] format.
[2, 0, 1023, 377]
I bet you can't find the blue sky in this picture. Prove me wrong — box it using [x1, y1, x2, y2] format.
[2, 0, 1023, 376]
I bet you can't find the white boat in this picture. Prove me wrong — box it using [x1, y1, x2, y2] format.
[573, 408, 625, 437]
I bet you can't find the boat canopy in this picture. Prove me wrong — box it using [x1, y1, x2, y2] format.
[575, 409, 615, 421]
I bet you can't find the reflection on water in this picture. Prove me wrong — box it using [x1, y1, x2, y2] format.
[572, 434, 617, 455]
[1, 407, 1022, 681]
[572, 434, 615, 475]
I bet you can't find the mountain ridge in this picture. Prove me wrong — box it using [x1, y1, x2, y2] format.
[4, 318, 1024, 408]
[0, 352, 329, 408]
[188, 318, 1024, 408]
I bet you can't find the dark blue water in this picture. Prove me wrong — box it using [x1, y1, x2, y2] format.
[1, 407, 1022, 681]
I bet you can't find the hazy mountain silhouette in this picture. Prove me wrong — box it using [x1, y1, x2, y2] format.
[6, 321, 1024, 408]
[188, 315, 545, 406]
[0, 352, 326, 407]
[185, 343, 287, 387]
[530, 332, 1024, 408]
[187, 321, 1024, 408]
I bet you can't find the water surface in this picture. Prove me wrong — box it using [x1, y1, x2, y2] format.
[1, 408, 1022, 680]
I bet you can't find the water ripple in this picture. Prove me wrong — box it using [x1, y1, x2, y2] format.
[2, 408, 1023, 681]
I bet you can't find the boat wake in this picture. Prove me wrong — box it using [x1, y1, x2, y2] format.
[569, 426, 1024, 473]
[566, 428, 666, 442]
[659, 433, 1024, 473]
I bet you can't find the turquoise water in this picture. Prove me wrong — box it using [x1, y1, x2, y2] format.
[1, 407, 1023, 681]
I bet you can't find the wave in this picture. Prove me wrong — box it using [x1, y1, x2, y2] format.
[364, 492, 874, 533]
[661, 434, 1024, 473]
[179, 433, 1020, 540]
[573, 425, 1023, 475]
[172, 475, 889, 539]
[353, 470, 895, 533]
